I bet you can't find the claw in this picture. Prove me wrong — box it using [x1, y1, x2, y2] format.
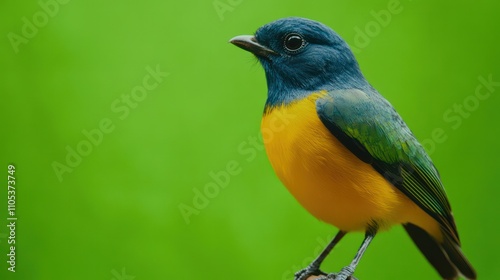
[295, 270, 358, 280]
[294, 265, 327, 280]
[332, 266, 357, 280]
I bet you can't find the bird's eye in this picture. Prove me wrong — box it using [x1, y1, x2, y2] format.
[283, 33, 306, 53]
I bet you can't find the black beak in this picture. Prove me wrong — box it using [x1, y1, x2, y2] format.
[230, 35, 277, 58]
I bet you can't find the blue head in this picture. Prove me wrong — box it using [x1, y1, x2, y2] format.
[231, 17, 369, 107]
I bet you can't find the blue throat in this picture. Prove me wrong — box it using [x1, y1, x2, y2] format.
[262, 63, 370, 112]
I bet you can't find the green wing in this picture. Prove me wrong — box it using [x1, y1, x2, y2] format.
[316, 89, 459, 243]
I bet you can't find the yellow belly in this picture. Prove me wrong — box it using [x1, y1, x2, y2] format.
[261, 92, 439, 234]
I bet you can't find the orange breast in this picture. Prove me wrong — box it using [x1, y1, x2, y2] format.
[261, 92, 438, 234]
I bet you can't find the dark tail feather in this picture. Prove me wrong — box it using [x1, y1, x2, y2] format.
[404, 223, 477, 279]
[442, 231, 477, 279]
[404, 223, 458, 279]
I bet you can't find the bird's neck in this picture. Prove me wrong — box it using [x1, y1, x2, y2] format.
[263, 69, 370, 113]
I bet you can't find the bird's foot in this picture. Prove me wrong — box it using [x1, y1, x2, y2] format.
[297, 267, 358, 280]
[294, 264, 326, 280]
[316, 266, 356, 280]
[316, 274, 358, 280]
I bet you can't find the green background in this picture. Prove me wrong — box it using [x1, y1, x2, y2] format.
[1, 0, 499, 279]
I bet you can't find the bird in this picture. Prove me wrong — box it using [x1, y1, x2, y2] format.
[230, 17, 476, 280]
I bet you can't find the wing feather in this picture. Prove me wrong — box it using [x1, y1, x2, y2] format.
[316, 89, 459, 243]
